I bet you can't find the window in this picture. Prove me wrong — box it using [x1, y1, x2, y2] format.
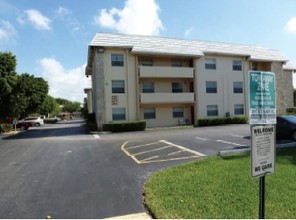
[141, 59, 153, 66]
[234, 104, 244, 115]
[206, 81, 217, 93]
[144, 108, 156, 119]
[172, 60, 182, 67]
[233, 82, 243, 93]
[112, 108, 126, 121]
[172, 82, 183, 93]
[207, 105, 218, 116]
[205, 58, 216, 70]
[112, 80, 125, 93]
[173, 107, 184, 118]
[142, 82, 154, 93]
[232, 60, 242, 71]
[111, 54, 124, 66]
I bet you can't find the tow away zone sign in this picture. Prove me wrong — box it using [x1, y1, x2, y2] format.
[251, 125, 275, 178]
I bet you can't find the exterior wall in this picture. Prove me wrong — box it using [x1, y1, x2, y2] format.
[90, 45, 294, 128]
[196, 56, 246, 118]
[139, 105, 192, 127]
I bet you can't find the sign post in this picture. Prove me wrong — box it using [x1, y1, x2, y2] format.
[249, 71, 276, 219]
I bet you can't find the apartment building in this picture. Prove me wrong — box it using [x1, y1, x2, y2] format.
[85, 33, 295, 128]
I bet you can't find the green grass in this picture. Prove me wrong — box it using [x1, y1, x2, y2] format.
[144, 147, 296, 219]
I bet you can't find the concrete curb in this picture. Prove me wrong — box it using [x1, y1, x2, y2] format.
[218, 142, 296, 157]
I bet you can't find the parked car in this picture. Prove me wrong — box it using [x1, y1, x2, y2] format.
[276, 115, 296, 141]
[21, 117, 44, 127]
[14, 121, 33, 130]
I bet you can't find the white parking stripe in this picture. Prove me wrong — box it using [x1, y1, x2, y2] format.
[160, 140, 205, 156]
[93, 134, 100, 139]
[231, 134, 245, 138]
[216, 140, 243, 146]
[195, 137, 209, 141]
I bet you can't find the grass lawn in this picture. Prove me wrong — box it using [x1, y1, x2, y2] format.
[144, 147, 296, 219]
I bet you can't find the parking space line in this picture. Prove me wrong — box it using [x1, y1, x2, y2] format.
[124, 141, 160, 150]
[160, 140, 206, 156]
[195, 137, 209, 141]
[121, 140, 205, 164]
[216, 140, 243, 146]
[133, 145, 172, 156]
[93, 134, 100, 139]
[230, 134, 245, 138]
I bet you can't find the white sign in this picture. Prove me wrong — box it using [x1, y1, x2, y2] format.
[249, 71, 276, 124]
[251, 125, 275, 178]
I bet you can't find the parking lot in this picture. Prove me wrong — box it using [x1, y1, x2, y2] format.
[97, 124, 251, 164]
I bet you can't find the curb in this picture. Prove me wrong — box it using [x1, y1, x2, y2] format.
[218, 142, 296, 157]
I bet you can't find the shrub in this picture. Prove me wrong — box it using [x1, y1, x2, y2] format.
[44, 118, 58, 124]
[197, 116, 248, 127]
[0, 123, 13, 133]
[286, 107, 296, 114]
[85, 113, 98, 132]
[102, 121, 146, 132]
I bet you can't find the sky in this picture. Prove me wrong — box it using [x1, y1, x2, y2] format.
[1, 0, 296, 103]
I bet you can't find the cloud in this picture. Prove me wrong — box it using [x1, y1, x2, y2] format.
[53, 6, 81, 32]
[0, 19, 17, 43]
[184, 26, 195, 38]
[54, 6, 72, 18]
[285, 17, 296, 33]
[37, 58, 91, 102]
[24, 9, 51, 30]
[94, 0, 164, 35]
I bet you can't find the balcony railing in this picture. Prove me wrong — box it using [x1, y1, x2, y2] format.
[139, 66, 194, 78]
[140, 93, 194, 104]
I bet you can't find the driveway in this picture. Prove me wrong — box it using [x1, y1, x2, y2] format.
[0, 122, 250, 218]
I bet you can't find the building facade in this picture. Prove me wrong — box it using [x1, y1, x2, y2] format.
[85, 33, 295, 128]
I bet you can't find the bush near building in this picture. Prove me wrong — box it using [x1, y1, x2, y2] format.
[197, 116, 248, 126]
[0, 123, 13, 133]
[103, 121, 146, 132]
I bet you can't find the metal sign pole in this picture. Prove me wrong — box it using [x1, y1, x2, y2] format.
[259, 175, 265, 219]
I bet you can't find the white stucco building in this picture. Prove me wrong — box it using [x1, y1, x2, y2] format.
[84, 33, 295, 128]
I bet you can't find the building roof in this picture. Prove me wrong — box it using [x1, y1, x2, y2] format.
[283, 61, 296, 71]
[90, 33, 288, 62]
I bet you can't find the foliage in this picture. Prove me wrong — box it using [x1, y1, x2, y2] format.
[81, 98, 88, 119]
[197, 116, 248, 126]
[286, 107, 296, 114]
[56, 98, 81, 114]
[44, 118, 58, 124]
[39, 95, 60, 116]
[102, 121, 146, 132]
[0, 52, 49, 119]
[0, 123, 13, 133]
[144, 147, 296, 219]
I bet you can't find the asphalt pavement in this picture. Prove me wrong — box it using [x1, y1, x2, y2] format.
[0, 121, 254, 218]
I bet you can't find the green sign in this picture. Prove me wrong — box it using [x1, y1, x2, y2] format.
[249, 71, 276, 124]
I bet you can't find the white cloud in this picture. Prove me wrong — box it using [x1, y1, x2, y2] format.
[54, 6, 72, 18]
[285, 17, 296, 33]
[184, 26, 195, 38]
[24, 9, 51, 30]
[0, 19, 17, 43]
[37, 58, 91, 102]
[94, 0, 164, 35]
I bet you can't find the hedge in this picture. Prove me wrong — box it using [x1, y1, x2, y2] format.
[44, 118, 58, 124]
[102, 121, 146, 132]
[197, 116, 248, 127]
[286, 107, 296, 114]
[0, 123, 13, 133]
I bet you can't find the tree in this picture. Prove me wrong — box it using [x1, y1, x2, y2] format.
[38, 95, 61, 116]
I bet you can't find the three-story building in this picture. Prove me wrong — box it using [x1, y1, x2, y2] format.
[85, 33, 295, 128]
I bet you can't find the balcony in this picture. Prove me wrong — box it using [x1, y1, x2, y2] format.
[139, 66, 194, 78]
[140, 93, 195, 104]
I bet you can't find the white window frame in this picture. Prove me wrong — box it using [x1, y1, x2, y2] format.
[112, 80, 125, 93]
[206, 81, 217, 93]
[233, 81, 243, 93]
[234, 104, 244, 115]
[144, 108, 156, 119]
[112, 108, 126, 121]
[111, 54, 124, 66]
[205, 58, 216, 70]
[207, 105, 218, 116]
[173, 107, 184, 118]
[232, 60, 242, 71]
